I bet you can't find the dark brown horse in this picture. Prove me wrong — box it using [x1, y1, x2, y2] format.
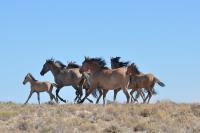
[79, 57, 130, 104]
[126, 63, 165, 103]
[40, 59, 96, 103]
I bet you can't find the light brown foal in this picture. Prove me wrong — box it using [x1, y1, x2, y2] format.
[126, 63, 165, 104]
[23, 73, 57, 104]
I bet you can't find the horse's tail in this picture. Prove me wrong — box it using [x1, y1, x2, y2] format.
[154, 77, 165, 87]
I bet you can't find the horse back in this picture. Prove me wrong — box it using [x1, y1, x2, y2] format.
[94, 67, 129, 89]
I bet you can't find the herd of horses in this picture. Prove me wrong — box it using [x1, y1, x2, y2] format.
[23, 57, 165, 105]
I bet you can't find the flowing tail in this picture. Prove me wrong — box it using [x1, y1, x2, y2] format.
[154, 78, 165, 87]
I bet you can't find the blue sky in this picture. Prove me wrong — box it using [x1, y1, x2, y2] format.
[0, 0, 199, 103]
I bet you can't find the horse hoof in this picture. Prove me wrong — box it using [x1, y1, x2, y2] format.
[78, 100, 84, 104]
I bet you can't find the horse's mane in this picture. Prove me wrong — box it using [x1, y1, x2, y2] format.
[131, 63, 140, 75]
[28, 73, 37, 81]
[55, 60, 67, 69]
[111, 57, 129, 68]
[67, 62, 80, 69]
[85, 57, 109, 69]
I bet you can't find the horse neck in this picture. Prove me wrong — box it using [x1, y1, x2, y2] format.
[89, 66, 104, 75]
[27, 78, 36, 86]
[112, 63, 120, 69]
[49, 64, 61, 78]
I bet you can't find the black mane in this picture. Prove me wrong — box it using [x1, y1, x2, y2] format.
[85, 57, 108, 69]
[28, 73, 37, 81]
[111, 57, 121, 62]
[55, 60, 67, 69]
[67, 62, 80, 69]
[131, 63, 140, 74]
[111, 57, 129, 68]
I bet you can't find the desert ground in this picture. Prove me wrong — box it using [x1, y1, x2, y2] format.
[0, 101, 199, 133]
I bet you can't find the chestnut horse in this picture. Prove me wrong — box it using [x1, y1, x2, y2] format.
[111, 57, 145, 103]
[79, 57, 130, 104]
[126, 63, 165, 103]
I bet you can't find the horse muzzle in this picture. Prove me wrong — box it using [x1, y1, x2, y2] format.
[40, 71, 44, 76]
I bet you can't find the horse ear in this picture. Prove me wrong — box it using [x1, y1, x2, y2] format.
[85, 56, 89, 60]
[27, 73, 31, 77]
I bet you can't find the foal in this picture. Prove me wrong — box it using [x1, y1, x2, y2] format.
[23, 73, 57, 104]
[111, 57, 145, 103]
[126, 63, 165, 103]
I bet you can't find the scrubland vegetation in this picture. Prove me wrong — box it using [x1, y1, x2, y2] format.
[0, 101, 199, 133]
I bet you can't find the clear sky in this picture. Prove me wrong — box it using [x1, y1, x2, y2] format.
[0, 0, 199, 103]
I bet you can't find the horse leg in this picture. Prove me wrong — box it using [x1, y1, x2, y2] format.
[37, 92, 40, 104]
[47, 91, 54, 102]
[113, 88, 120, 102]
[24, 91, 34, 105]
[130, 89, 136, 103]
[140, 90, 146, 103]
[103, 90, 108, 105]
[49, 86, 58, 103]
[73, 85, 82, 103]
[96, 88, 102, 104]
[144, 89, 149, 104]
[84, 89, 94, 103]
[56, 87, 66, 103]
[79, 85, 96, 104]
[74, 91, 79, 103]
[123, 88, 130, 104]
[147, 90, 153, 104]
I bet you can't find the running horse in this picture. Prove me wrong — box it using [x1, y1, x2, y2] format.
[79, 57, 130, 104]
[111, 57, 146, 103]
[23, 73, 57, 104]
[40, 59, 96, 103]
[126, 63, 165, 103]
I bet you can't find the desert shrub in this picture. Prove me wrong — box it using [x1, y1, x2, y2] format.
[191, 104, 200, 117]
[103, 125, 121, 133]
[17, 120, 29, 131]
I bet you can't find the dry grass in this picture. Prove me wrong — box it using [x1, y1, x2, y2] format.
[0, 101, 199, 133]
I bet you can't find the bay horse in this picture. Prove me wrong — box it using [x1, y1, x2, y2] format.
[111, 57, 145, 103]
[23, 73, 57, 104]
[79, 57, 130, 104]
[40, 59, 96, 103]
[126, 63, 165, 103]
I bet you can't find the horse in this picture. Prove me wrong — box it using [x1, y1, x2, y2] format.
[66, 62, 96, 103]
[111, 57, 145, 103]
[40, 59, 96, 103]
[79, 57, 130, 105]
[126, 63, 165, 103]
[23, 73, 57, 104]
